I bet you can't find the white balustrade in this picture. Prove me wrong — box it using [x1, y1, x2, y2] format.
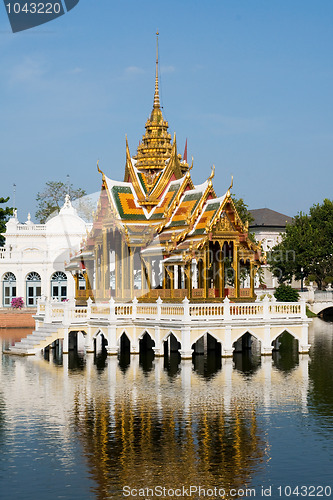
[36, 296, 307, 325]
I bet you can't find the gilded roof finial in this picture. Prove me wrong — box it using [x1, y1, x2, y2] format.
[97, 159, 102, 173]
[227, 175, 233, 197]
[154, 30, 160, 109]
[208, 165, 215, 182]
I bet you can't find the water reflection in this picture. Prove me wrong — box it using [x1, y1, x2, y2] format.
[192, 350, 222, 378]
[308, 319, 333, 430]
[272, 331, 299, 373]
[1, 321, 332, 500]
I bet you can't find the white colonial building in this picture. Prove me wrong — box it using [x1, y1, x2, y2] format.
[0, 196, 92, 308]
[249, 208, 293, 289]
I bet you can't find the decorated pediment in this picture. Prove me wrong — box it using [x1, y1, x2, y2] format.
[214, 212, 237, 234]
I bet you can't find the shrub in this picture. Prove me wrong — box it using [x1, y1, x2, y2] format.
[11, 297, 24, 309]
[259, 293, 272, 301]
[274, 284, 300, 302]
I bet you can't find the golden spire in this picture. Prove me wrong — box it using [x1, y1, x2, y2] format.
[133, 32, 172, 172]
[154, 31, 160, 109]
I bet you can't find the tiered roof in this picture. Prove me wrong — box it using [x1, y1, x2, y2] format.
[83, 34, 260, 264]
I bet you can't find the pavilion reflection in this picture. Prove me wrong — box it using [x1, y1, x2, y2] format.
[73, 376, 266, 499]
[0, 332, 311, 500]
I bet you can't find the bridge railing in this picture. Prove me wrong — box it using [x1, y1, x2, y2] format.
[314, 290, 333, 302]
[36, 295, 307, 324]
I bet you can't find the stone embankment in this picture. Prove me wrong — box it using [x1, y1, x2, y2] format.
[0, 309, 36, 328]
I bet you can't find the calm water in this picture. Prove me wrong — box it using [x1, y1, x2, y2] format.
[0, 319, 332, 500]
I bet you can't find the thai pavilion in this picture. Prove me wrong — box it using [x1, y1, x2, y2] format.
[68, 37, 262, 305]
[6, 37, 310, 358]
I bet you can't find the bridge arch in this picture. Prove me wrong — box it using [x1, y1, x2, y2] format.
[318, 306, 333, 320]
[68, 330, 86, 353]
[137, 328, 155, 344]
[192, 331, 222, 356]
[162, 331, 181, 356]
[138, 331, 155, 353]
[161, 330, 181, 345]
[119, 331, 131, 353]
[271, 328, 301, 346]
[93, 329, 108, 353]
[233, 330, 262, 353]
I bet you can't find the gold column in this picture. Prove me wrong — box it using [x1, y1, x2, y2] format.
[218, 242, 224, 299]
[233, 243, 239, 298]
[84, 272, 91, 301]
[162, 265, 166, 290]
[121, 238, 126, 300]
[103, 229, 108, 298]
[94, 246, 99, 295]
[141, 257, 146, 292]
[146, 258, 152, 291]
[129, 248, 134, 298]
[197, 260, 202, 289]
[185, 262, 191, 300]
[73, 273, 79, 300]
[204, 243, 209, 299]
[250, 261, 255, 298]
[169, 266, 174, 290]
[115, 233, 120, 299]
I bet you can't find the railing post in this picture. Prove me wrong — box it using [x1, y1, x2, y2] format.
[263, 294, 270, 319]
[63, 302, 69, 326]
[67, 297, 76, 323]
[86, 297, 92, 319]
[132, 296, 138, 319]
[157, 296, 162, 320]
[300, 298, 307, 319]
[183, 296, 190, 321]
[223, 296, 231, 320]
[308, 283, 315, 304]
[109, 297, 116, 321]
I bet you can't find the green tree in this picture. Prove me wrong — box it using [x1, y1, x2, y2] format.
[35, 181, 87, 223]
[0, 197, 13, 246]
[231, 195, 256, 243]
[231, 195, 254, 226]
[268, 199, 333, 289]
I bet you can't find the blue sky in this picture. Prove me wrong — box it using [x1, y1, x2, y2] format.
[0, 0, 332, 221]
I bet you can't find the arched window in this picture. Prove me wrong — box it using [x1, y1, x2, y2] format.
[26, 272, 41, 307]
[51, 271, 67, 301]
[3, 272, 16, 307]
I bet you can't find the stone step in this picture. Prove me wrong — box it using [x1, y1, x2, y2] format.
[7, 324, 62, 355]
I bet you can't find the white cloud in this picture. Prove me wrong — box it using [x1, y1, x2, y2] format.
[203, 113, 267, 135]
[161, 65, 175, 74]
[125, 66, 145, 75]
[69, 67, 83, 75]
[8, 57, 46, 84]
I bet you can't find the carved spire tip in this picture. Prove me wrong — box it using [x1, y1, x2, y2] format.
[153, 31, 160, 109]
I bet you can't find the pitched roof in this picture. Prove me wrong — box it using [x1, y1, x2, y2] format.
[249, 208, 293, 228]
